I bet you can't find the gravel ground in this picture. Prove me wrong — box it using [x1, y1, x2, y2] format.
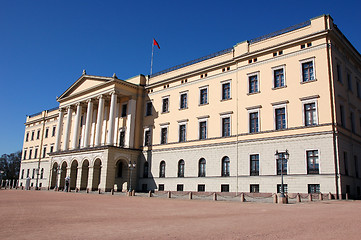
[0, 189, 360, 240]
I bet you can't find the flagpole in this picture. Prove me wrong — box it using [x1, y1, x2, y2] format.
[150, 41, 155, 79]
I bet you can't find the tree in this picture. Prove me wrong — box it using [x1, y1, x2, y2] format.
[0, 151, 22, 180]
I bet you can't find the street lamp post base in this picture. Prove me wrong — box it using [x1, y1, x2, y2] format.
[278, 196, 288, 204]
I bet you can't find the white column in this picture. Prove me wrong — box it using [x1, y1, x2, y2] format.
[95, 95, 104, 146]
[106, 92, 117, 145]
[90, 109, 97, 147]
[72, 103, 82, 149]
[101, 106, 109, 145]
[63, 107, 72, 150]
[113, 101, 119, 144]
[83, 99, 93, 148]
[80, 113, 86, 148]
[125, 99, 136, 148]
[54, 108, 64, 152]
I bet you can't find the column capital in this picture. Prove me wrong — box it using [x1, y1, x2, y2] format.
[86, 98, 93, 103]
[109, 91, 116, 96]
[58, 108, 65, 112]
[97, 95, 104, 100]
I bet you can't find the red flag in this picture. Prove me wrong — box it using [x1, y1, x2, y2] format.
[153, 38, 160, 49]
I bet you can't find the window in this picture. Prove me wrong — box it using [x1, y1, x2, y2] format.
[45, 128, 49, 138]
[347, 73, 352, 91]
[36, 129, 40, 140]
[354, 156, 359, 178]
[145, 101, 153, 116]
[222, 82, 231, 100]
[199, 121, 207, 139]
[350, 112, 355, 133]
[273, 67, 285, 88]
[159, 161, 166, 178]
[26, 132, 29, 142]
[23, 150, 27, 160]
[356, 81, 360, 98]
[337, 64, 342, 83]
[277, 184, 288, 193]
[198, 184, 205, 192]
[221, 117, 230, 137]
[119, 130, 125, 147]
[178, 160, 185, 177]
[32, 169, 35, 179]
[344, 151, 348, 176]
[144, 129, 151, 146]
[117, 162, 123, 178]
[221, 156, 230, 177]
[340, 105, 345, 127]
[276, 152, 287, 175]
[50, 145, 54, 153]
[248, 74, 259, 93]
[52, 126, 56, 137]
[275, 107, 286, 130]
[34, 148, 38, 159]
[158, 184, 164, 191]
[143, 162, 149, 178]
[304, 102, 317, 126]
[42, 147, 47, 158]
[198, 158, 206, 177]
[199, 87, 208, 105]
[40, 168, 44, 179]
[177, 184, 184, 192]
[180, 92, 187, 109]
[26, 169, 29, 178]
[250, 184, 259, 193]
[29, 149, 32, 159]
[179, 124, 186, 142]
[307, 150, 319, 174]
[160, 127, 168, 144]
[221, 184, 229, 192]
[250, 154, 259, 176]
[121, 104, 127, 117]
[21, 169, 24, 179]
[308, 184, 320, 194]
[31, 131, 34, 141]
[249, 112, 259, 133]
[162, 97, 169, 113]
[301, 61, 315, 82]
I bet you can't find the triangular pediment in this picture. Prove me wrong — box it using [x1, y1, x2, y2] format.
[58, 75, 112, 100]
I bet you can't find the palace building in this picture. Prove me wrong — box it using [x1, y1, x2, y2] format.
[19, 15, 361, 198]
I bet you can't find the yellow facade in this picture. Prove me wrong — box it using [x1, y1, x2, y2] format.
[19, 15, 361, 198]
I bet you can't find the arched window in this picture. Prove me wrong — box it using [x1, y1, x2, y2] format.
[198, 158, 206, 177]
[143, 162, 149, 178]
[40, 168, 44, 179]
[222, 156, 230, 177]
[159, 161, 165, 178]
[117, 162, 123, 178]
[178, 160, 185, 177]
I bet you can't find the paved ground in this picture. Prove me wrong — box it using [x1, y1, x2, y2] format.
[1, 190, 360, 240]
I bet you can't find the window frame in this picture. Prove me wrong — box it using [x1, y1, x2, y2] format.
[248, 108, 260, 133]
[198, 158, 206, 177]
[145, 101, 153, 116]
[159, 161, 166, 178]
[144, 128, 151, 146]
[121, 103, 128, 117]
[302, 98, 318, 126]
[247, 72, 260, 94]
[220, 114, 231, 137]
[272, 65, 286, 89]
[306, 149, 320, 174]
[273, 104, 287, 130]
[162, 96, 170, 113]
[250, 184, 259, 193]
[276, 152, 288, 175]
[179, 91, 188, 110]
[178, 122, 187, 142]
[221, 156, 230, 177]
[178, 159, 185, 178]
[198, 118, 208, 140]
[250, 154, 260, 176]
[221, 80, 231, 101]
[160, 125, 168, 144]
[199, 86, 209, 105]
[300, 57, 316, 83]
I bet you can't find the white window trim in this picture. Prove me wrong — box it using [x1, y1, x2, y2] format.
[198, 117, 208, 140]
[272, 65, 286, 89]
[301, 98, 319, 126]
[178, 122, 187, 142]
[220, 114, 232, 137]
[272, 103, 288, 130]
[247, 108, 261, 133]
[299, 57, 316, 83]
[143, 127, 151, 146]
[160, 125, 169, 144]
[247, 71, 260, 94]
[199, 85, 209, 105]
[249, 153, 260, 175]
[305, 149, 321, 174]
[220, 79, 232, 100]
[179, 91, 188, 110]
[161, 96, 170, 113]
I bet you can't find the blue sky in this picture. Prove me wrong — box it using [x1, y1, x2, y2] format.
[0, 0, 360, 155]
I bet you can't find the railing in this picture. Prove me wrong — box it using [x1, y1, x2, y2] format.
[28, 106, 58, 118]
[249, 20, 311, 44]
[150, 47, 233, 78]
[47, 107, 59, 112]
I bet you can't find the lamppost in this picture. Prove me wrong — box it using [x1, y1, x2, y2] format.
[128, 161, 136, 192]
[0, 170, 4, 188]
[35, 168, 39, 190]
[275, 149, 289, 203]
